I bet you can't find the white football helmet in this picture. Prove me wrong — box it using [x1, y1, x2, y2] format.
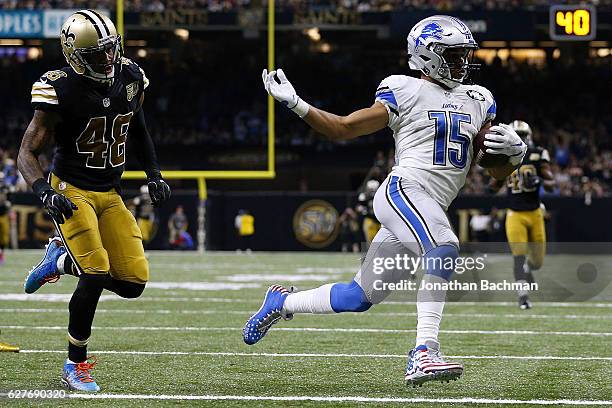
[510, 120, 534, 147]
[407, 15, 479, 88]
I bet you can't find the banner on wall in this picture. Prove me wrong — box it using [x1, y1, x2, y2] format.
[0, 9, 110, 38]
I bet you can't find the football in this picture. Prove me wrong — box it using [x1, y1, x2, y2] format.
[473, 125, 510, 168]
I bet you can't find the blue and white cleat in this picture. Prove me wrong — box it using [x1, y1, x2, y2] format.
[61, 357, 100, 392]
[405, 341, 463, 387]
[24, 237, 65, 294]
[243, 285, 293, 345]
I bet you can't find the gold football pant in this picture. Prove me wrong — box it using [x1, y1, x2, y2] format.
[0, 214, 9, 248]
[137, 218, 155, 244]
[505, 207, 546, 270]
[51, 174, 148, 284]
[362, 217, 381, 244]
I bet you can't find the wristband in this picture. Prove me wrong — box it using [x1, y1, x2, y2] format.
[146, 170, 162, 181]
[289, 97, 310, 118]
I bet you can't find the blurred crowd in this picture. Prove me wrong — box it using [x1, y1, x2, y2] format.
[3, 0, 611, 12]
[0, 34, 610, 197]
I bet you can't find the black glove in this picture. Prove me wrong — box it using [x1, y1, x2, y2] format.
[523, 174, 541, 190]
[32, 179, 78, 225]
[147, 176, 171, 207]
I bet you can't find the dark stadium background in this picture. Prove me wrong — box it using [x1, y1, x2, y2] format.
[0, 1, 610, 250]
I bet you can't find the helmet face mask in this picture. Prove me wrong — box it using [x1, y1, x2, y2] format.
[61, 10, 123, 84]
[407, 15, 480, 89]
[73, 36, 122, 79]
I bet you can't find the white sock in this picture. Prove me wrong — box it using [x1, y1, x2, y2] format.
[516, 279, 529, 297]
[415, 274, 447, 347]
[56, 253, 67, 274]
[282, 284, 335, 314]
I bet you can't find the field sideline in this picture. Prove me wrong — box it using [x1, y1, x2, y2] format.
[0, 250, 611, 407]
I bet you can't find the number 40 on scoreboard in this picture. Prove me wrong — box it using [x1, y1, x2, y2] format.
[550, 4, 597, 41]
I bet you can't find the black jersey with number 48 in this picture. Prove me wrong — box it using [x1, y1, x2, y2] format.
[506, 146, 550, 211]
[31, 58, 148, 192]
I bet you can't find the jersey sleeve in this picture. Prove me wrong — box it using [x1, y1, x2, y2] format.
[540, 148, 550, 163]
[484, 89, 496, 123]
[139, 66, 149, 90]
[374, 76, 405, 131]
[31, 77, 60, 112]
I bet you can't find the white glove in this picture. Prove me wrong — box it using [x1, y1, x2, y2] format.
[262, 68, 310, 118]
[484, 123, 528, 166]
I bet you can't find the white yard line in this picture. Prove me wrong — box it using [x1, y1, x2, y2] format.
[0, 308, 609, 320]
[39, 394, 612, 405]
[18, 349, 612, 361]
[2, 325, 611, 336]
[1, 293, 612, 307]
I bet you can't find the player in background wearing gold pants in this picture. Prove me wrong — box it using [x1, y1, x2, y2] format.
[492, 121, 555, 309]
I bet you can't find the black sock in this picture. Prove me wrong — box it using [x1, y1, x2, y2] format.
[513, 255, 527, 282]
[68, 275, 103, 363]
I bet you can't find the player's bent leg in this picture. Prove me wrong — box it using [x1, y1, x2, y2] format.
[527, 208, 546, 271]
[242, 228, 402, 345]
[99, 192, 149, 286]
[85, 274, 146, 299]
[330, 280, 372, 312]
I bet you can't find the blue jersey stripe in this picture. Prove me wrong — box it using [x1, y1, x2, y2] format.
[375, 90, 398, 109]
[388, 176, 434, 253]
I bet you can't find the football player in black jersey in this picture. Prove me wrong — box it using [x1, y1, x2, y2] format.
[492, 120, 555, 309]
[17, 10, 170, 392]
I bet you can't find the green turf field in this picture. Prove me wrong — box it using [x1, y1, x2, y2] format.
[0, 250, 611, 407]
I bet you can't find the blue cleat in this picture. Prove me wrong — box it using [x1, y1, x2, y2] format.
[61, 357, 100, 392]
[243, 285, 293, 345]
[405, 341, 463, 387]
[24, 237, 65, 294]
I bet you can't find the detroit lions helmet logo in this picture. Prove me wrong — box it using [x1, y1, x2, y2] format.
[415, 22, 445, 50]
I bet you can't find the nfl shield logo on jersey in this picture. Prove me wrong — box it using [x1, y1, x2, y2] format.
[102, 98, 110, 107]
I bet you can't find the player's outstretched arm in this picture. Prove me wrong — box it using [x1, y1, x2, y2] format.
[131, 98, 171, 207]
[18, 110, 78, 224]
[262, 69, 388, 141]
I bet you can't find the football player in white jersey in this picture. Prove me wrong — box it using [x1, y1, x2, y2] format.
[244, 15, 527, 386]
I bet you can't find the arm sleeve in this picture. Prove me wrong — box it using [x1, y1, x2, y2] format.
[130, 108, 161, 179]
[374, 76, 403, 131]
[541, 149, 551, 162]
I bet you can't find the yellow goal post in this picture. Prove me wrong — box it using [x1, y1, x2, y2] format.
[118, 0, 277, 251]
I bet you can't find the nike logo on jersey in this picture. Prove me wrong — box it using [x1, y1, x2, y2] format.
[442, 103, 463, 110]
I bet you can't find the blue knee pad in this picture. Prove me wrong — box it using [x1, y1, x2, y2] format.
[424, 244, 458, 281]
[330, 280, 372, 313]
